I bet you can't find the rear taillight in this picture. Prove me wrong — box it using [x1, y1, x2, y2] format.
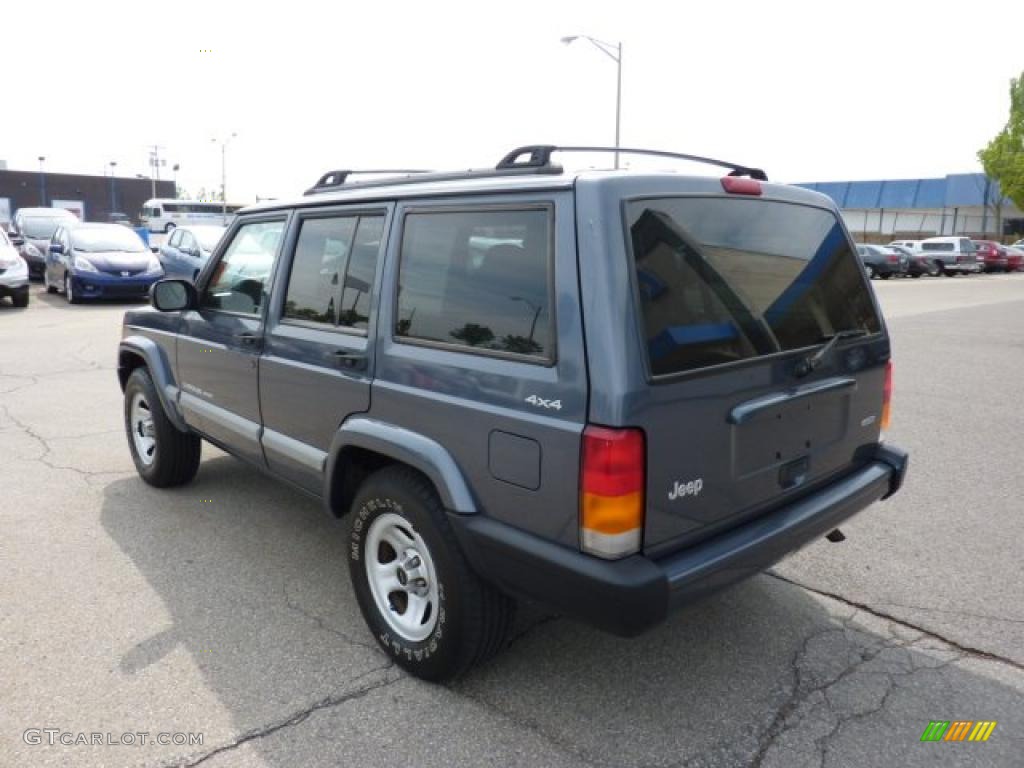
[881, 360, 893, 432]
[888, 254, 899, 263]
[720, 176, 762, 196]
[580, 426, 645, 559]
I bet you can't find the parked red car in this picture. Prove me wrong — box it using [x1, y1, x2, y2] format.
[972, 240, 1010, 272]
[1005, 246, 1024, 272]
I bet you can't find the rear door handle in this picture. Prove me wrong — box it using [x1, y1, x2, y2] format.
[236, 332, 261, 347]
[333, 350, 367, 370]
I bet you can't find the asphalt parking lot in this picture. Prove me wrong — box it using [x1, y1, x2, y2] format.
[2, 275, 1023, 768]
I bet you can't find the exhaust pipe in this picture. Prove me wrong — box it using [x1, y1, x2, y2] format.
[825, 528, 846, 543]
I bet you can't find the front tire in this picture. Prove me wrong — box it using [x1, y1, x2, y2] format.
[64, 273, 81, 304]
[12, 289, 29, 308]
[347, 466, 515, 681]
[124, 368, 201, 487]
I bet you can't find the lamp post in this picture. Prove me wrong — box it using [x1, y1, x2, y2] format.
[212, 133, 237, 224]
[109, 161, 117, 213]
[172, 163, 180, 199]
[37, 156, 47, 206]
[560, 35, 623, 169]
[510, 296, 543, 343]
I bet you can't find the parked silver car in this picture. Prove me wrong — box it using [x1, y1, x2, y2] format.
[157, 225, 226, 280]
[918, 237, 982, 276]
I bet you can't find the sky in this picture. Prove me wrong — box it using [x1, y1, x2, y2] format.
[3, 0, 1022, 203]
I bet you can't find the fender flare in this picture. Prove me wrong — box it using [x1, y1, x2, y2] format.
[324, 417, 477, 515]
[118, 336, 188, 432]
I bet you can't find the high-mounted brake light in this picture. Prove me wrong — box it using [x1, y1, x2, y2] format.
[580, 426, 645, 559]
[721, 176, 762, 196]
[881, 360, 893, 432]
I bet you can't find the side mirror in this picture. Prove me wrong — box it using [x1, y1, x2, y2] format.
[151, 279, 197, 312]
[49, 242, 65, 254]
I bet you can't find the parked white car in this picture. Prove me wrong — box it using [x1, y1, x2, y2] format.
[918, 237, 982, 276]
[0, 229, 30, 307]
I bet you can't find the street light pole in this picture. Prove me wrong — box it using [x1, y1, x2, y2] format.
[109, 161, 117, 213]
[212, 133, 237, 225]
[561, 35, 623, 169]
[37, 156, 46, 206]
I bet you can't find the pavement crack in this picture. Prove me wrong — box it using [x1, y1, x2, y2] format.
[767, 572, 1024, 672]
[280, 576, 386, 657]
[161, 665, 399, 768]
[0, 404, 125, 479]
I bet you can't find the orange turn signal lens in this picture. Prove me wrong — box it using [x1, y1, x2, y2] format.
[881, 360, 893, 431]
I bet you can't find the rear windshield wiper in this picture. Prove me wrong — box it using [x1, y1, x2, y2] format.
[794, 330, 867, 377]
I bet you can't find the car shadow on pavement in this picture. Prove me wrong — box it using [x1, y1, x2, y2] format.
[100, 457, 1024, 768]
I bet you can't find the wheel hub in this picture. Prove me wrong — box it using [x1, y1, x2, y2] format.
[364, 513, 440, 642]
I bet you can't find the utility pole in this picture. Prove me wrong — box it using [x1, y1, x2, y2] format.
[212, 133, 238, 225]
[147, 144, 166, 199]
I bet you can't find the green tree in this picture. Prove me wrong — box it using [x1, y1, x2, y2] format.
[978, 72, 1024, 225]
[450, 323, 494, 347]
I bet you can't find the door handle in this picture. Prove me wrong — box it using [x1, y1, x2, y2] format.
[333, 350, 367, 370]
[236, 332, 261, 347]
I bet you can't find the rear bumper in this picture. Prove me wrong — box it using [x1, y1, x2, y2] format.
[451, 443, 908, 637]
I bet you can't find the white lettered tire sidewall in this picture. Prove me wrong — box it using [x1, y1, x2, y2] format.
[348, 482, 456, 678]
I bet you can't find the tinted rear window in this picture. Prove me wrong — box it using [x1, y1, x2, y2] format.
[626, 197, 881, 376]
[922, 242, 954, 252]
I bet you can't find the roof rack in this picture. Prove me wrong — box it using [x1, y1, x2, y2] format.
[304, 169, 432, 195]
[497, 145, 768, 180]
[302, 144, 766, 196]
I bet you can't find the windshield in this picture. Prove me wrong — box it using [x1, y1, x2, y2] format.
[71, 227, 147, 253]
[193, 227, 226, 251]
[21, 217, 67, 239]
[626, 197, 881, 376]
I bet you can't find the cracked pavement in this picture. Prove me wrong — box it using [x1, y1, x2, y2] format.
[2, 277, 1023, 767]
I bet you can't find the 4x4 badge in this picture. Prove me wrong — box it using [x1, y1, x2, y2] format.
[524, 395, 562, 411]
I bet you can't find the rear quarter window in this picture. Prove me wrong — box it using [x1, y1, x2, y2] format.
[626, 197, 881, 376]
[395, 208, 553, 361]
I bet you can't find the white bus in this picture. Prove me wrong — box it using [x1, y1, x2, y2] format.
[139, 199, 246, 233]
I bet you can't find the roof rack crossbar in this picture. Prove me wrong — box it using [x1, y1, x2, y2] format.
[497, 144, 768, 181]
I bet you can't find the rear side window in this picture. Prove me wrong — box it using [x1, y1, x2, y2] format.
[396, 208, 553, 360]
[282, 214, 385, 330]
[922, 242, 954, 252]
[626, 197, 881, 376]
[284, 217, 358, 325]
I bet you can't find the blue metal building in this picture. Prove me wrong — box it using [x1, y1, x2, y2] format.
[795, 173, 1021, 239]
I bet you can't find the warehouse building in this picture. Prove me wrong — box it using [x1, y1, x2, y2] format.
[796, 173, 1022, 243]
[0, 168, 175, 227]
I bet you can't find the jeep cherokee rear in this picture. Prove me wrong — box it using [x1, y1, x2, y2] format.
[118, 145, 907, 681]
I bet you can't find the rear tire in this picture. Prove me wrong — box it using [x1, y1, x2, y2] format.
[865, 265, 876, 279]
[12, 290, 29, 308]
[880, 272, 891, 280]
[44, 270, 57, 294]
[123, 368, 201, 487]
[347, 465, 515, 681]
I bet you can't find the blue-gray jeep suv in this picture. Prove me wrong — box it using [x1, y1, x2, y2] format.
[117, 146, 908, 681]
